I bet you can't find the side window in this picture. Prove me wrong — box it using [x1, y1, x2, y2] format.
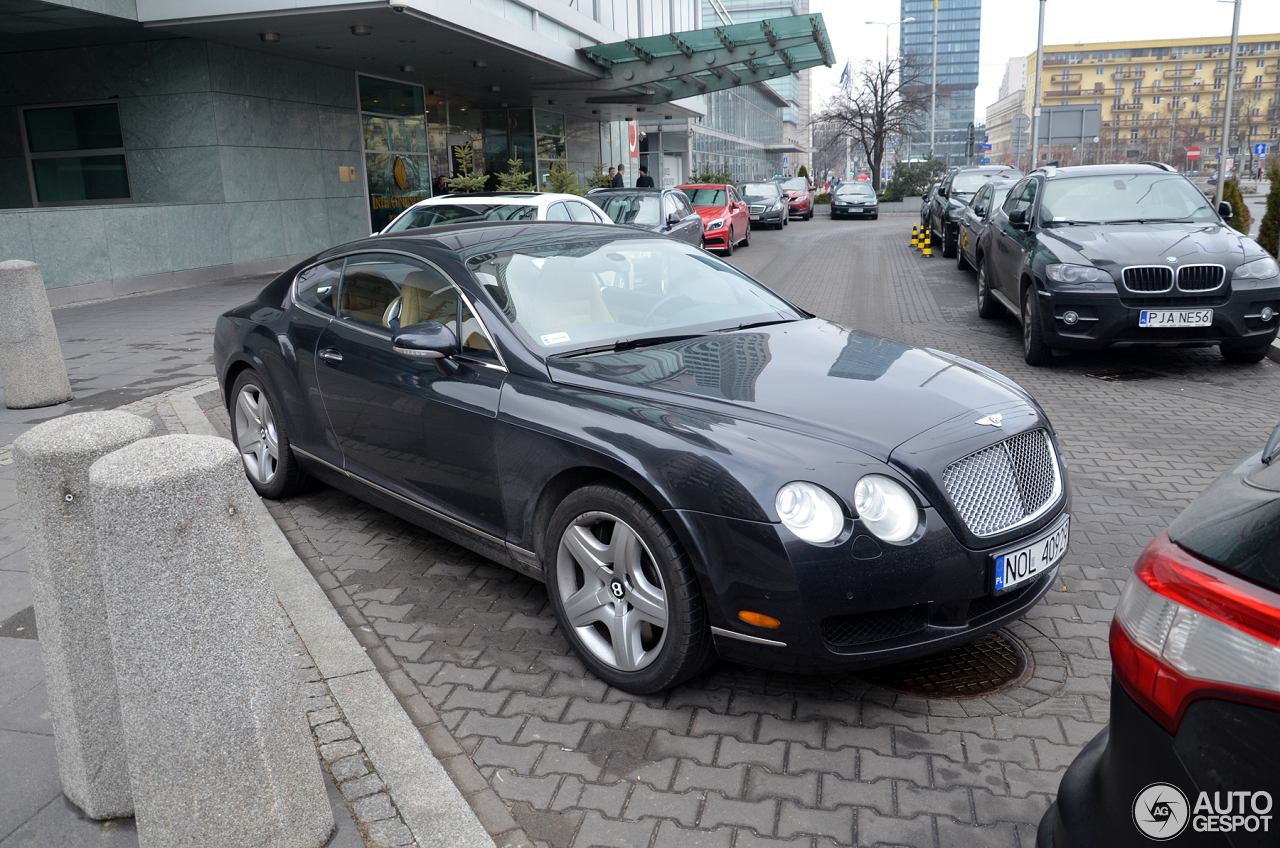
[339, 253, 457, 334]
[729, 187, 742, 205]
[567, 201, 598, 223]
[1003, 180, 1037, 216]
[295, 260, 342, 315]
[546, 202, 572, 222]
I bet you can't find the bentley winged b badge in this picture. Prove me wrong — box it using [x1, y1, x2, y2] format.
[975, 413, 1004, 428]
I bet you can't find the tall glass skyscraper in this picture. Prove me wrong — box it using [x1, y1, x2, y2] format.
[900, 0, 982, 164]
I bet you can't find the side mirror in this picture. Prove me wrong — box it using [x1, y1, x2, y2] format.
[666, 211, 682, 226]
[1008, 209, 1031, 231]
[1218, 201, 1233, 221]
[392, 321, 458, 359]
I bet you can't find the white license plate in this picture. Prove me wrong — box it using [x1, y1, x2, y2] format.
[1139, 309, 1213, 328]
[992, 515, 1069, 593]
[750, 214, 760, 220]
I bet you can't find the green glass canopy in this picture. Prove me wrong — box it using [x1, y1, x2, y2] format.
[579, 14, 833, 105]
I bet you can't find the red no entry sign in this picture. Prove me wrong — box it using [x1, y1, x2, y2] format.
[1186, 146, 1202, 160]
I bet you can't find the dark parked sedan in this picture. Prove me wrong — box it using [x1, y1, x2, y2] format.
[586, 187, 704, 248]
[739, 181, 789, 228]
[979, 164, 1280, 365]
[1039, 422, 1280, 848]
[830, 182, 880, 219]
[215, 222, 1070, 694]
[956, 179, 1018, 272]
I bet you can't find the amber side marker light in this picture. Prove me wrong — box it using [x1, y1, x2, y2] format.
[739, 611, 781, 629]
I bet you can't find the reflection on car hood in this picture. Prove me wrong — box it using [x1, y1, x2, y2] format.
[547, 319, 1033, 460]
[1040, 223, 1249, 270]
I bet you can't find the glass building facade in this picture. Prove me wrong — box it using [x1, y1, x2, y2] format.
[900, 0, 982, 164]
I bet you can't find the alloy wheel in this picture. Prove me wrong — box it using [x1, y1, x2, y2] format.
[234, 383, 279, 486]
[555, 511, 668, 672]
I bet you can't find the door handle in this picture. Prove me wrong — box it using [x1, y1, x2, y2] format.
[319, 348, 343, 364]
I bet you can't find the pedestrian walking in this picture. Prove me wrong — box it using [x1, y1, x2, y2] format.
[611, 164, 626, 188]
[635, 166, 655, 188]
[607, 166, 616, 184]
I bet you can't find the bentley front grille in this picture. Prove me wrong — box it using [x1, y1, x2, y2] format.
[942, 429, 1061, 538]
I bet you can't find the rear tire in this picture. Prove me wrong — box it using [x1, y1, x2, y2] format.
[742, 225, 750, 247]
[1220, 340, 1273, 363]
[942, 225, 957, 258]
[1022, 287, 1053, 367]
[976, 257, 1003, 319]
[229, 370, 311, 499]
[545, 484, 713, 694]
[956, 240, 971, 271]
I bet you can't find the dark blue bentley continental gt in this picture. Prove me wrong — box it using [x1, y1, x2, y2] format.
[214, 222, 1071, 693]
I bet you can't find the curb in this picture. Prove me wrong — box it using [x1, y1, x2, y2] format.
[1269, 338, 1280, 364]
[170, 385, 496, 848]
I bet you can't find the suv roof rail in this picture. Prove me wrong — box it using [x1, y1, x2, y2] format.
[1138, 161, 1178, 172]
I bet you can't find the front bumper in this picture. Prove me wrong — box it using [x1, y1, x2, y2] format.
[748, 208, 785, 225]
[670, 503, 1065, 674]
[832, 203, 878, 217]
[703, 226, 732, 248]
[1036, 281, 1280, 350]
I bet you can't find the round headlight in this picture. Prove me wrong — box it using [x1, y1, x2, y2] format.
[775, 482, 845, 544]
[853, 475, 919, 543]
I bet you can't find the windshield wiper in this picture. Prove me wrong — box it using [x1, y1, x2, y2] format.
[1044, 219, 1102, 226]
[1104, 218, 1193, 224]
[716, 317, 802, 332]
[554, 333, 708, 358]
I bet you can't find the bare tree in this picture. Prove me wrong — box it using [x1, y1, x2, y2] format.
[811, 58, 932, 192]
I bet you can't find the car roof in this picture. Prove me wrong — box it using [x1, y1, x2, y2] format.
[358, 220, 661, 260]
[586, 187, 663, 194]
[403, 192, 588, 210]
[676, 183, 731, 190]
[1029, 163, 1181, 179]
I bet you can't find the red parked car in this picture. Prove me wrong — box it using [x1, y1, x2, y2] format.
[780, 177, 815, 221]
[677, 183, 751, 255]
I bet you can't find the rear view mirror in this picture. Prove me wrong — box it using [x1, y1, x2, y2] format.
[667, 211, 682, 226]
[1008, 209, 1030, 231]
[1218, 201, 1233, 221]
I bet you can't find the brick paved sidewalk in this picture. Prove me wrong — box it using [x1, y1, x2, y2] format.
[221, 219, 1280, 848]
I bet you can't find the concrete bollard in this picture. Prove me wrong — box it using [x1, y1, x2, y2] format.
[91, 434, 333, 848]
[14, 411, 155, 820]
[0, 260, 73, 409]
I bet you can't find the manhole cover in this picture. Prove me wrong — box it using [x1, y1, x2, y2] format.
[1084, 369, 1157, 382]
[860, 630, 1031, 698]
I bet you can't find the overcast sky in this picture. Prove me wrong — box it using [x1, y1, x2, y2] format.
[808, 0, 1280, 123]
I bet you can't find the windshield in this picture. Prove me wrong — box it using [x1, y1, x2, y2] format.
[740, 183, 781, 200]
[468, 237, 803, 354]
[381, 203, 537, 233]
[781, 178, 808, 191]
[835, 184, 875, 197]
[384, 203, 537, 232]
[593, 194, 662, 227]
[680, 187, 727, 207]
[1040, 174, 1218, 223]
[952, 171, 1016, 194]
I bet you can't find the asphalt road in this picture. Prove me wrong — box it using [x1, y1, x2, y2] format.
[251, 212, 1280, 848]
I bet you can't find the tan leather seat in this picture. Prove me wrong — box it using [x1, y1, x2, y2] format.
[399, 271, 457, 333]
[524, 261, 612, 336]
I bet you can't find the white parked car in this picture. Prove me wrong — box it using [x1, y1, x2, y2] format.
[380, 191, 613, 234]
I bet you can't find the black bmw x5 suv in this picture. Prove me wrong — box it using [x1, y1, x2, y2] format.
[975, 164, 1279, 365]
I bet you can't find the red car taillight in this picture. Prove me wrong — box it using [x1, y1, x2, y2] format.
[1110, 532, 1280, 734]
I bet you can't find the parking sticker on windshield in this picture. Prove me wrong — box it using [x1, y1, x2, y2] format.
[541, 332, 571, 345]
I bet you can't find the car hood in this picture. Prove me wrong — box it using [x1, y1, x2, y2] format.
[694, 206, 731, 222]
[546, 319, 1035, 461]
[1038, 222, 1250, 270]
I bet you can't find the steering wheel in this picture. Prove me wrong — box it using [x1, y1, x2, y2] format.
[643, 294, 696, 325]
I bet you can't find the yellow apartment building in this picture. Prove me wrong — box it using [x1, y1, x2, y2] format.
[1021, 34, 1280, 170]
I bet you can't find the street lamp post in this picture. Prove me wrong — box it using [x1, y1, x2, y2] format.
[929, 0, 938, 159]
[1215, 0, 1242, 207]
[1029, 0, 1047, 169]
[865, 17, 915, 67]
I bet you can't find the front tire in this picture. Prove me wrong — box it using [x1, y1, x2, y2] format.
[545, 485, 712, 694]
[1220, 340, 1273, 363]
[1022, 287, 1053, 366]
[723, 227, 734, 256]
[229, 370, 311, 499]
